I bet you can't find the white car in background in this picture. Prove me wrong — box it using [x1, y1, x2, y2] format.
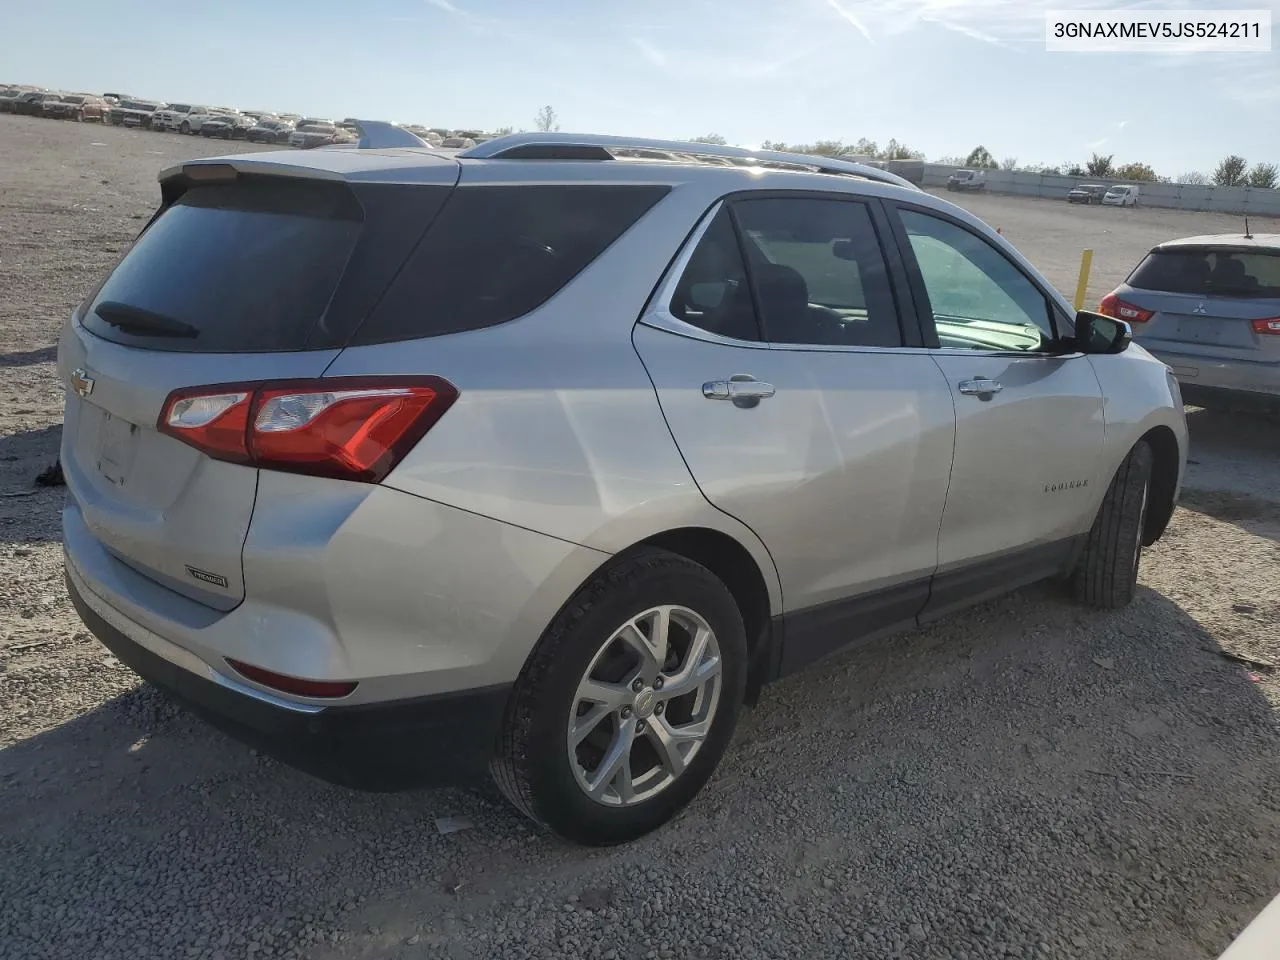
[1103, 184, 1140, 207]
[151, 103, 208, 133]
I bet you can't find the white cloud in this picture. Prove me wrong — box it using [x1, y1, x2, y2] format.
[826, 0, 875, 43]
[920, 15, 1015, 49]
[633, 38, 668, 66]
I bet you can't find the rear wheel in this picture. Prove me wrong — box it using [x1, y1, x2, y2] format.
[180, 120, 190, 135]
[492, 549, 746, 845]
[1072, 441, 1152, 609]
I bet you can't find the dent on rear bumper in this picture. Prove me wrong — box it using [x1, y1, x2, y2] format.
[63, 479, 610, 707]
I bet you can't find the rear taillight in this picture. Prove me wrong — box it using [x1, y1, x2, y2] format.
[1098, 292, 1154, 324]
[226, 658, 358, 698]
[158, 376, 457, 483]
[1251, 318, 1280, 336]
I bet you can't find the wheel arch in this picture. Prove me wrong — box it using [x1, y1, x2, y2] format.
[613, 526, 778, 705]
[1140, 424, 1180, 545]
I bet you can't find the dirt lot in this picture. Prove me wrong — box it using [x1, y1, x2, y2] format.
[1, 115, 1279, 960]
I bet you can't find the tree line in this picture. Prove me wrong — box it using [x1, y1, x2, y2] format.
[512, 113, 1280, 190]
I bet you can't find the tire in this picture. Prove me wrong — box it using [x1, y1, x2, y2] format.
[492, 548, 747, 845]
[180, 121, 190, 135]
[1072, 441, 1152, 609]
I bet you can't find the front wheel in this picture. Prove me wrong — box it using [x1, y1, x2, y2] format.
[180, 121, 190, 134]
[1071, 441, 1152, 609]
[492, 549, 747, 845]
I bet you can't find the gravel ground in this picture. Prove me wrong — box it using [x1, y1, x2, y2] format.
[1, 115, 1279, 960]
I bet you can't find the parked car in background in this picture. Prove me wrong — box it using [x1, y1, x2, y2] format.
[182, 107, 237, 136]
[288, 119, 342, 148]
[1068, 183, 1107, 204]
[43, 94, 110, 122]
[440, 136, 476, 148]
[1103, 184, 1139, 207]
[57, 133, 1185, 846]
[152, 103, 207, 133]
[16, 92, 63, 116]
[102, 92, 129, 103]
[947, 169, 987, 192]
[109, 100, 161, 127]
[0, 88, 24, 112]
[200, 112, 256, 139]
[1102, 234, 1280, 407]
[247, 118, 294, 143]
[401, 124, 442, 145]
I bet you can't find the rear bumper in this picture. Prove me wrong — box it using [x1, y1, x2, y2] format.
[1148, 348, 1280, 400]
[66, 567, 511, 790]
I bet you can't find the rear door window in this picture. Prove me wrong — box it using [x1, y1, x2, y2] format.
[354, 184, 669, 344]
[83, 178, 363, 352]
[731, 197, 903, 347]
[1128, 248, 1280, 297]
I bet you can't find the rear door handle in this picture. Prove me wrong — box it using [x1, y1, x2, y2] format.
[703, 377, 776, 408]
[957, 378, 1003, 399]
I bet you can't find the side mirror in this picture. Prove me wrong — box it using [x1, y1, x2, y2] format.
[1074, 310, 1132, 354]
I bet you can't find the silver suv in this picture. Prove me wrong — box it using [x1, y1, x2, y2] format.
[59, 131, 1187, 845]
[1102, 234, 1280, 406]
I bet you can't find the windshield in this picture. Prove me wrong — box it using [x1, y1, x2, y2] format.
[62, 96, 85, 104]
[120, 101, 156, 110]
[166, 103, 190, 112]
[1129, 248, 1280, 298]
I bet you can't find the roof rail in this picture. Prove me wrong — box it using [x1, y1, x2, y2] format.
[458, 132, 921, 191]
[353, 119, 430, 150]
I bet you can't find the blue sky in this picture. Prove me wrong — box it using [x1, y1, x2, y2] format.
[4, 0, 1278, 176]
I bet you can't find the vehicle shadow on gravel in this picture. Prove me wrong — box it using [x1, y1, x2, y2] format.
[0, 345, 57, 368]
[2, 579, 1278, 960]
[0, 425, 63, 545]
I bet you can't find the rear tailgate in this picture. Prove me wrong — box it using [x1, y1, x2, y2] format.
[1131, 289, 1280, 363]
[60, 155, 459, 611]
[1122, 245, 1280, 366]
[59, 334, 338, 610]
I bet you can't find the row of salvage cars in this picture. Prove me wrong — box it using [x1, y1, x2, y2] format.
[0, 89, 114, 121]
[1, 86, 492, 151]
[0, 88, 351, 149]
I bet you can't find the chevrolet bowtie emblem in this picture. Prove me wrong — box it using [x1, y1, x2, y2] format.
[1193, 301, 1207, 315]
[70, 368, 96, 398]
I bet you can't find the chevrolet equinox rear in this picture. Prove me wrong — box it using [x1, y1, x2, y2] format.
[60, 132, 1187, 845]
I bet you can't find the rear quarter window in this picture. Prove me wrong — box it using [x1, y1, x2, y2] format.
[353, 184, 670, 344]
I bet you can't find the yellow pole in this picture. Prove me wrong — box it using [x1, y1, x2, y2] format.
[1073, 249, 1094, 311]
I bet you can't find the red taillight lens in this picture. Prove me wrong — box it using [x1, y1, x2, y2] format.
[1251, 317, 1280, 336]
[1098, 292, 1154, 324]
[226, 658, 358, 699]
[158, 376, 457, 483]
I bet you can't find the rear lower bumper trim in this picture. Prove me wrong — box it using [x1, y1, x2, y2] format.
[66, 567, 513, 791]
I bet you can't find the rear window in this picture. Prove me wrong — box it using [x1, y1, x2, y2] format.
[1128, 248, 1280, 298]
[353, 184, 670, 344]
[82, 178, 363, 352]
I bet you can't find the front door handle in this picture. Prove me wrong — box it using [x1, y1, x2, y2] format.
[957, 378, 1003, 399]
[703, 376, 776, 408]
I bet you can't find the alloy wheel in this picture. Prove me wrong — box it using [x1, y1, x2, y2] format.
[567, 605, 722, 807]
